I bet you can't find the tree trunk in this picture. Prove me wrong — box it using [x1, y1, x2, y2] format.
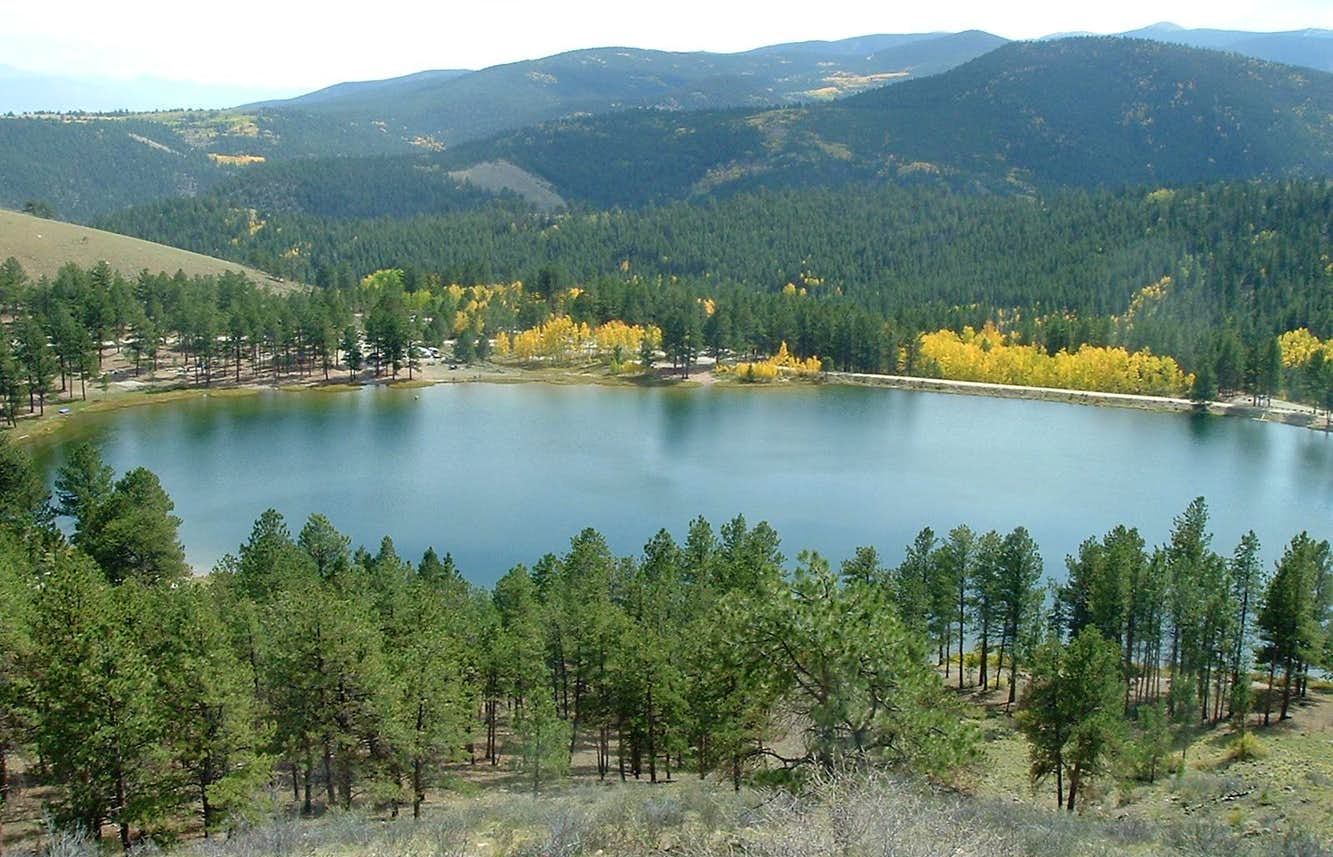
[116, 765, 131, 850]
[1279, 659, 1295, 721]
[322, 742, 336, 807]
[413, 759, 424, 819]
[200, 780, 212, 838]
[958, 587, 967, 690]
[1264, 652, 1277, 726]
[1008, 643, 1019, 707]
[978, 617, 990, 689]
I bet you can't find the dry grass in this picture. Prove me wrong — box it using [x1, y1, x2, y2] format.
[0, 209, 282, 285]
[445, 161, 565, 212]
[17, 772, 1329, 857]
[208, 154, 267, 166]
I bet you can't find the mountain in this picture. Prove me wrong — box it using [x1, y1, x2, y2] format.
[1118, 23, 1333, 72]
[0, 117, 226, 220]
[246, 31, 1009, 148]
[236, 24, 1333, 156]
[6, 35, 1332, 223]
[0, 65, 297, 113]
[0, 30, 1009, 217]
[86, 37, 1333, 222]
[0, 208, 282, 284]
[252, 69, 472, 110]
[415, 37, 1333, 209]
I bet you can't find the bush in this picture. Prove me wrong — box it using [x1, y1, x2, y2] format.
[1224, 733, 1268, 763]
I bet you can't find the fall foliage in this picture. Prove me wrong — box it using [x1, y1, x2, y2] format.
[919, 323, 1192, 396]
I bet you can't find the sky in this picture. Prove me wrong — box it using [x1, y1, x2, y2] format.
[0, 0, 1330, 93]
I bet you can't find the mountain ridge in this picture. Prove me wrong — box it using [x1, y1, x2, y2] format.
[416, 37, 1333, 209]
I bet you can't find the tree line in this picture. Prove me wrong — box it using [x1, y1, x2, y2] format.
[98, 180, 1332, 353]
[0, 437, 1328, 846]
[4, 257, 1332, 430]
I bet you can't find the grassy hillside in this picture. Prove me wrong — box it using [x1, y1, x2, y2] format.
[0, 208, 282, 284]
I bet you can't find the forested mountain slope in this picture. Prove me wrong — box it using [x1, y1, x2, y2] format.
[0, 117, 225, 220]
[432, 38, 1333, 207]
[99, 181, 1333, 356]
[246, 31, 1008, 146]
[83, 37, 1333, 225]
[4, 36, 1330, 221]
[1118, 23, 1333, 72]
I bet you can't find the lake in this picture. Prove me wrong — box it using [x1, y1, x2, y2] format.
[29, 383, 1333, 585]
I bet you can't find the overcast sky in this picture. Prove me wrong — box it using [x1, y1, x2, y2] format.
[1, 0, 1330, 91]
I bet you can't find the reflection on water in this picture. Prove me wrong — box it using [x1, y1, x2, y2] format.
[33, 384, 1333, 585]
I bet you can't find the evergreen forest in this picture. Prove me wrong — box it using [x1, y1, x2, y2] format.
[0, 436, 1329, 848]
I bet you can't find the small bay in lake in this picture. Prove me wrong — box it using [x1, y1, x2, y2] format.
[30, 383, 1333, 584]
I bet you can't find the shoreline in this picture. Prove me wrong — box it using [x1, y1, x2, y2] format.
[8, 362, 1329, 444]
[825, 371, 1331, 431]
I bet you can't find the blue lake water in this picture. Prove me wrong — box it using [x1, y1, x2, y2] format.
[30, 383, 1333, 585]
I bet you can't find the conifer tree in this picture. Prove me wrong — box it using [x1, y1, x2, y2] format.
[29, 556, 169, 847]
[1019, 627, 1123, 812]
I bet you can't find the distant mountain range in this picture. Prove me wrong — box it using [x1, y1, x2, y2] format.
[0, 66, 298, 113]
[2, 23, 1326, 118]
[2, 33, 1331, 221]
[1114, 23, 1333, 71]
[242, 31, 1010, 149]
[385, 37, 1333, 208]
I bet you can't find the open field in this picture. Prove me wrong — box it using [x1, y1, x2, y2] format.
[0, 209, 285, 285]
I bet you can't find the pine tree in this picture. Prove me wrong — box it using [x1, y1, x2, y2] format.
[53, 442, 114, 545]
[385, 581, 473, 817]
[997, 527, 1043, 704]
[138, 584, 269, 835]
[29, 556, 170, 846]
[1257, 534, 1330, 723]
[515, 693, 571, 795]
[81, 468, 188, 585]
[1018, 627, 1124, 812]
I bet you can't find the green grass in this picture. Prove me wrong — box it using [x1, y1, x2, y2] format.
[975, 688, 1333, 842]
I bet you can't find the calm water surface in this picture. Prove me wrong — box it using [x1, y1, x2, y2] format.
[31, 383, 1333, 584]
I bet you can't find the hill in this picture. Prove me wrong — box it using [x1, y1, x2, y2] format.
[246, 31, 1008, 148]
[0, 116, 226, 220]
[1119, 23, 1333, 72]
[0, 208, 284, 285]
[0, 31, 1006, 220]
[417, 37, 1333, 208]
[97, 38, 1333, 222]
[7, 37, 1332, 224]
